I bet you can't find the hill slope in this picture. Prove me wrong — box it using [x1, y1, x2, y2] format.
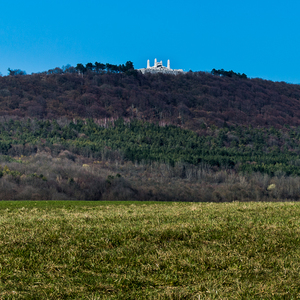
[1, 71, 300, 129]
[1, 71, 300, 201]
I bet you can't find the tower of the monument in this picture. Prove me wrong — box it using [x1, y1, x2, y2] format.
[137, 58, 184, 74]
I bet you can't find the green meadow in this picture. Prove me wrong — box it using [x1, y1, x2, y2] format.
[0, 201, 300, 299]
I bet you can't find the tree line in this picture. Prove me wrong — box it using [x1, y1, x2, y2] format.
[1, 118, 300, 176]
[211, 68, 247, 79]
[6, 61, 134, 77]
[75, 61, 134, 74]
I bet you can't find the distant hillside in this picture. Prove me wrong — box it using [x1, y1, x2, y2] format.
[1, 70, 300, 129]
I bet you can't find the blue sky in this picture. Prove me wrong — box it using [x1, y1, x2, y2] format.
[1, 0, 300, 83]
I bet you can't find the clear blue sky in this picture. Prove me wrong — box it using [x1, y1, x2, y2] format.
[1, 0, 300, 83]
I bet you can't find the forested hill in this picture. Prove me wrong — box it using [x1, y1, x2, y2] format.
[1, 70, 300, 129]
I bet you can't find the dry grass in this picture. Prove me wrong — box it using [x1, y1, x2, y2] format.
[0, 201, 300, 299]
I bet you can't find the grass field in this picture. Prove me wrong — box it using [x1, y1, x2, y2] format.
[0, 201, 300, 299]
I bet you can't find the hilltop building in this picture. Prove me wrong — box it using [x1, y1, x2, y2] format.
[138, 59, 184, 74]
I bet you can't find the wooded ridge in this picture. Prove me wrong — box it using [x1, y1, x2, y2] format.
[1, 67, 300, 129]
[0, 67, 300, 200]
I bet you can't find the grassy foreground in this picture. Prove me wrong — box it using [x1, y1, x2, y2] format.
[0, 201, 300, 299]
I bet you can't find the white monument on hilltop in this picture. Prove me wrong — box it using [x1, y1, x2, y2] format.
[138, 58, 184, 74]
